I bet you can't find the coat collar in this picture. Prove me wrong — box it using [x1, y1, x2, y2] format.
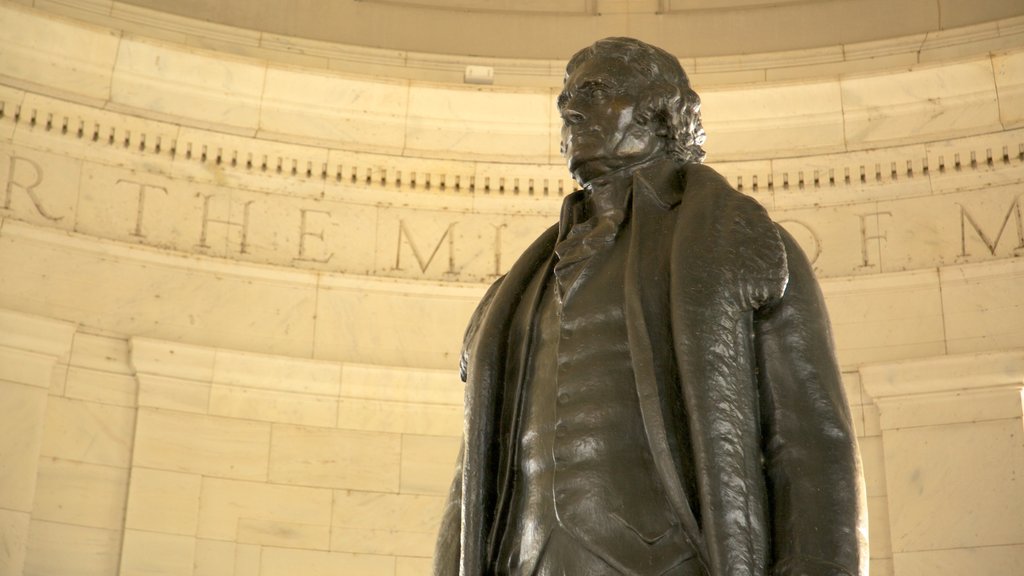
[558, 155, 687, 241]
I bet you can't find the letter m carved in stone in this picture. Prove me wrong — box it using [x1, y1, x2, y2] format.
[958, 196, 1024, 257]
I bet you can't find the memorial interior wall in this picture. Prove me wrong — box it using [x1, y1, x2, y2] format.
[0, 1, 1023, 575]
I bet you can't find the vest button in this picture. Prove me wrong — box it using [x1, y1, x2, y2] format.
[555, 422, 568, 438]
[557, 391, 570, 404]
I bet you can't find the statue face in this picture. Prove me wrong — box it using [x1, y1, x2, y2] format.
[559, 55, 666, 183]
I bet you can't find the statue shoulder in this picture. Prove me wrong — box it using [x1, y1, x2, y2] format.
[673, 162, 789, 309]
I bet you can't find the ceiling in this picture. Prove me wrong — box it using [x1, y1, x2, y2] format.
[116, 0, 1024, 59]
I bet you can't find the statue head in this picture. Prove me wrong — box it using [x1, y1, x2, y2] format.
[559, 37, 706, 183]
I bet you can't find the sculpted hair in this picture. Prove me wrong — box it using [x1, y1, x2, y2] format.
[566, 37, 707, 164]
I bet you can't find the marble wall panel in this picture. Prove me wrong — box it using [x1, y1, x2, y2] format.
[700, 80, 846, 160]
[0, 509, 29, 576]
[260, 67, 408, 153]
[820, 269, 946, 368]
[0, 221, 320, 357]
[400, 434, 461, 496]
[884, 419, 1024, 552]
[339, 363, 462, 405]
[31, 457, 128, 530]
[259, 547, 395, 576]
[0, 382, 48, 513]
[0, 141, 83, 229]
[130, 337, 216, 382]
[213, 348, 341, 395]
[23, 520, 121, 576]
[894, 544, 1024, 576]
[63, 337, 131, 384]
[331, 491, 445, 557]
[314, 276, 482, 369]
[939, 258, 1024, 354]
[197, 477, 332, 548]
[124, 467, 201, 536]
[0, 3, 120, 103]
[269, 425, 402, 491]
[994, 50, 1024, 128]
[209, 383, 338, 427]
[110, 38, 265, 133]
[0, 346, 57, 390]
[405, 85, 551, 162]
[40, 396, 135, 468]
[133, 408, 270, 480]
[63, 365, 137, 407]
[841, 60, 1003, 150]
[120, 529, 196, 576]
[136, 373, 211, 414]
[336, 397, 461, 436]
[397, 557, 432, 576]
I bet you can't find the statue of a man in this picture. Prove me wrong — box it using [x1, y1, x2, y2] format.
[435, 37, 867, 576]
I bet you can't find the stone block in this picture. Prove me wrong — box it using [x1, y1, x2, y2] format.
[32, 457, 128, 530]
[24, 520, 121, 576]
[0, 381, 48, 512]
[133, 408, 270, 480]
[124, 468, 201, 536]
[119, 529, 195, 576]
[269, 425, 401, 491]
[331, 490, 445, 557]
[41, 396, 135, 468]
[259, 547, 395, 576]
[399, 434, 461, 495]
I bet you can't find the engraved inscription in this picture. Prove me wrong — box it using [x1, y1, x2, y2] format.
[197, 194, 254, 254]
[958, 196, 1024, 257]
[116, 179, 168, 238]
[3, 155, 60, 221]
[857, 212, 893, 268]
[394, 220, 457, 274]
[296, 208, 335, 263]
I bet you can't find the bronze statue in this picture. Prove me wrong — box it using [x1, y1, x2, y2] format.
[435, 37, 867, 576]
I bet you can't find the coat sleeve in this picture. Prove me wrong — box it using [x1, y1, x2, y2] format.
[434, 275, 506, 576]
[754, 226, 868, 576]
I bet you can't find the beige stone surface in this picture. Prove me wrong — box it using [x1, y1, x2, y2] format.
[0, 4, 120, 103]
[331, 491, 445, 557]
[940, 258, 1024, 354]
[24, 520, 122, 576]
[209, 383, 338, 427]
[884, 419, 1024, 552]
[124, 468, 202, 536]
[119, 529, 195, 576]
[399, 434, 461, 495]
[31, 457, 129, 530]
[259, 547, 396, 576]
[136, 373, 211, 414]
[269, 425, 401, 491]
[110, 38, 265, 133]
[841, 60, 1003, 150]
[0, 509, 29, 576]
[894, 544, 1024, 576]
[64, 365, 137, 407]
[133, 408, 270, 480]
[197, 477, 332, 548]
[995, 50, 1024, 128]
[40, 396, 135, 468]
[260, 66, 408, 153]
[821, 270, 946, 368]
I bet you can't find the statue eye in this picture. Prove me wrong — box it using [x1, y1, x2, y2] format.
[590, 87, 609, 99]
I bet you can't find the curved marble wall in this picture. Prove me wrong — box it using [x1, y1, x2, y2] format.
[1, 2, 1023, 576]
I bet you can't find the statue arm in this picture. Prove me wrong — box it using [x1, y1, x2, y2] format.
[754, 226, 868, 576]
[434, 274, 506, 576]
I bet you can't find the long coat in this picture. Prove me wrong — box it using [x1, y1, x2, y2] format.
[434, 159, 867, 576]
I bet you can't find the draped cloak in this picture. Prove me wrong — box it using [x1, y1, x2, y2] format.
[434, 159, 867, 576]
